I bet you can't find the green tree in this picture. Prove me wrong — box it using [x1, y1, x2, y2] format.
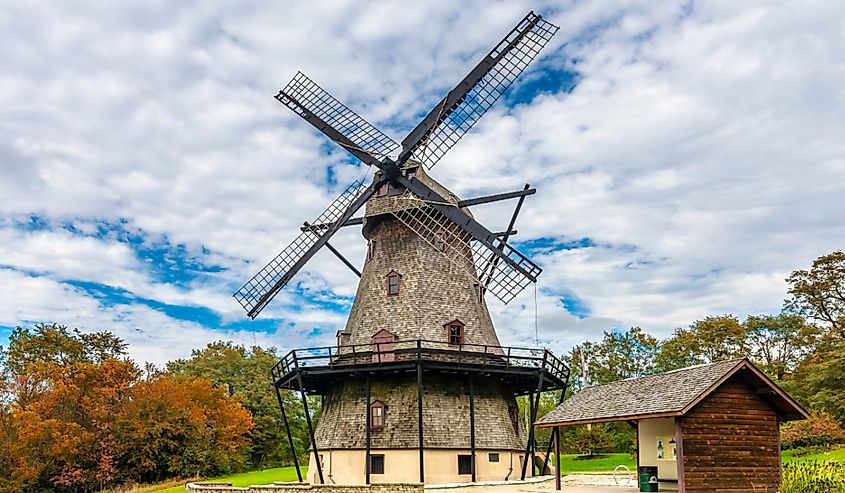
[571, 424, 616, 456]
[784, 340, 845, 424]
[166, 341, 309, 468]
[785, 250, 845, 337]
[656, 315, 748, 372]
[744, 313, 820, 380]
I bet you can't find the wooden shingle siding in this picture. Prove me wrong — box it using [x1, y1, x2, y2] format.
[681, 376, 781, 493]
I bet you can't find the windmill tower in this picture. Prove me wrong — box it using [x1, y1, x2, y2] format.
[234, 12, 569, 485]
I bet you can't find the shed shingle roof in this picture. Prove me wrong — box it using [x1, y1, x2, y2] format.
[536, 358, 751, 427]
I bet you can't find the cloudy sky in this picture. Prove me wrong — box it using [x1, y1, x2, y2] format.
[1, 0, 843, 365]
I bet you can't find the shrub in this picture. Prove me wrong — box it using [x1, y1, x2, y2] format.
[781, 412, 845, 449]
[780, 461, 845, 493]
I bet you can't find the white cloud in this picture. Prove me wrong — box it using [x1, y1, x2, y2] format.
[1, 0, 843, 363]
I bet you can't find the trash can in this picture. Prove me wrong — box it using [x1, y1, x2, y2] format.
[638, 466, 658, 492]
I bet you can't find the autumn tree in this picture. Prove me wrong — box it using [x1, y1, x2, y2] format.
[166, 341, 307, 468]
[785, 250, 845, 337]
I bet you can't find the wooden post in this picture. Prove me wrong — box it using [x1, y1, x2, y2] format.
[521, 372, 544, 480]
[469, 376, 476, 482]
[365, 376, 371, 485]
[273, 384, 302, 482]
[296, 371, 323, 484]
[417, 356, 425, 483]
[554, 427, 561, 490]
[675, 417, 685, 493]
[543, 387, 566, 474]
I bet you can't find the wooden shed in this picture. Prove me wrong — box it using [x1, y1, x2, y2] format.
[536, 358, 808, 492]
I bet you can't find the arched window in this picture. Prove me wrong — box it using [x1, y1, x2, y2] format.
[386, 270, 401, 295]
[445, 319, 465, 346]
[370, 400, 386, 430]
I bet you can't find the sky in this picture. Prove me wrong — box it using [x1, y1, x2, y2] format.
[1, 0, 843, 365]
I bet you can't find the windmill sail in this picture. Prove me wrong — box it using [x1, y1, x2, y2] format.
[277, 72, 400, 162]
[234, 179, 369, 318]
[399, 12, 559, 169]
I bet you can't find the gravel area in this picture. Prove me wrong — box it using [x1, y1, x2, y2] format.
[425, 474, 642, 492]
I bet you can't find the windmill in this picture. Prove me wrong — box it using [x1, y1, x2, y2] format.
[234, 11, 570, 486]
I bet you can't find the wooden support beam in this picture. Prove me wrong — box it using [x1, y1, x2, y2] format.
[273, 383, 302, 482]
[365, 376, 371, 485]
[675, 417, 685, 493]
[469, 376, 477, 482]
[554, 427, 561, 490]
[417, 354, 425, 483]
[296, 371, 323, 484]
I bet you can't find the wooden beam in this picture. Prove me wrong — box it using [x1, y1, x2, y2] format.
[273, 384, 302, 482]
[675, 417, 685, 493]
[554, 427, 561, 490]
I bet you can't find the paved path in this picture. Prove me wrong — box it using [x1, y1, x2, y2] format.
[427, 475, 641, 493]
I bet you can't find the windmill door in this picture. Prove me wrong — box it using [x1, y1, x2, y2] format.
[371, 329, 397, 363]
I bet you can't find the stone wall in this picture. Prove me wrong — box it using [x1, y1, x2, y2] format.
[186, 482, 422, 493]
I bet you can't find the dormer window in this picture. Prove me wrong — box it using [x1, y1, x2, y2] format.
[445, 319, 465, 346]
[404, 167, 417, 180]
[433, 229, 448, 252]
[376, 182, 389, 197]
[370, 400, 386, 430]
[386, 270, 401, 295]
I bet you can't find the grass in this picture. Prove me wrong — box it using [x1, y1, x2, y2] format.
[149, 466, 306, 493]
[556, 453, 636, 474]
[782, 447, 845, 464]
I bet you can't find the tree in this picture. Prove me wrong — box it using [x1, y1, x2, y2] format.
[784, 340, 845, 425]
[745, 313, 820, 380]
[571, 424, 616, 456]
[656, 315, 748, 372]
[786, 250, 845, 337]
[166, 341, 308, 468]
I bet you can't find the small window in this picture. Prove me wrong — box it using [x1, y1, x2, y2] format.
[445, 319, 465, 346]
[376, 182, 389, 197]
[473, 283, 484, 302]
[370, 401, 385, 430]
[433, 229, 448, 252]
[509, 405, 519, 433]
[369, 454, 385, 474]
[387, 271, 401, 295]
[489, 453, 500, 463]
[367, 240, 376, 261]
[405, 167, 417, 180]
[458, 455, 473, 475]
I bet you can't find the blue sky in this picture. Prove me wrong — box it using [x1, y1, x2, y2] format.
[1, 1, 844, 364]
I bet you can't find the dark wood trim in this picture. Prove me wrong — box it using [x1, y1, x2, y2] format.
[469, 376, 476, 482]
[675, 417, 685, 493]
[365, 376, 371, 485]
[635, 420, 640, 489]
[554, 427, 561, 490]
[417, 359, 425, 482]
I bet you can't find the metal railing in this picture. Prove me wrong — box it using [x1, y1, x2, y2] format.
[271, 338, 569, 385]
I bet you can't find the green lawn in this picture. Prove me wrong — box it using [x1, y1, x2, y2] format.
[556, 453, 636, 474]
[151, 466, 306, 493]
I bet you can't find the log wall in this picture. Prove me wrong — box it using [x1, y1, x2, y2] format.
[681, 376, 781, 493]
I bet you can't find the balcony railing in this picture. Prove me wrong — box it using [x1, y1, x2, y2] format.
[271, 339, 570, 387]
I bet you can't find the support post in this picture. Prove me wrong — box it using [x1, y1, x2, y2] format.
[554, 427, 561, 490]
[542, 386, 566, 474]
[417, 356, 425, 483]
[675, 417, 685, 493]
[296, 371, 324, 484]
[521, 373, 545, 480]
[365, 376, 371, 485]
[273, 383, 302, 482]
[469, 376, 476, 482]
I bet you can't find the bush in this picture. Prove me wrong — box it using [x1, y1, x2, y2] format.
[780, 461, 845, 493]
[782, 412, 845, 449]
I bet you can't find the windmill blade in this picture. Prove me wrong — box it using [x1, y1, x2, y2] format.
[389, 193, 541, 304]
[234, 179, 376, 319]
[398, 11, 559, 169]
[277, 72, 400, 165]
[389, 175, 542, 304]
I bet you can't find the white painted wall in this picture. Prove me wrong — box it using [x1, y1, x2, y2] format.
[637, 417, 678, 481]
